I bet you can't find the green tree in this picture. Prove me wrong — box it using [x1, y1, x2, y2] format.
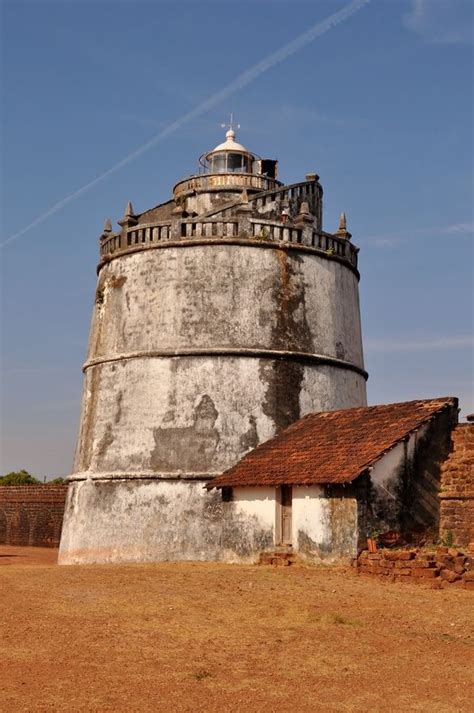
[0, 469, 41, 485]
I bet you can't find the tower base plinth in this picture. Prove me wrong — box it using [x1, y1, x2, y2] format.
[58, 477, 274, 565]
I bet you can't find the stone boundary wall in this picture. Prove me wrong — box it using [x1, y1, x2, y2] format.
[353, 547, 474, 589]
[0, 485, 68, 547]
[439, 423, 474, 546]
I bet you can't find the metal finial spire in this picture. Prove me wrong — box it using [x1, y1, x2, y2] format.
[221, 112, 240, 141]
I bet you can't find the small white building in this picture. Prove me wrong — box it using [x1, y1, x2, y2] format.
[207, 397, 458, 563]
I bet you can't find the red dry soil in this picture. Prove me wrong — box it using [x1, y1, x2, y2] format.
[1, 546, 472, 712]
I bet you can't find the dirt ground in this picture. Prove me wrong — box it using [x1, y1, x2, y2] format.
[1, 547, 472, 712]
[0, 545, 58, 567]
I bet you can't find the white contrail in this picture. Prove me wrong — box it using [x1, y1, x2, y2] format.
[1, 0, 370, 249]
[365, 336, 474, 353]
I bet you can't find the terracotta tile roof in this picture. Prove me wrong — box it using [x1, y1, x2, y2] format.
[208, 397, 458, 489]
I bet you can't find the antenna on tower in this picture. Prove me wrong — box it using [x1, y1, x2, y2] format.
[221, 112, 240, 134]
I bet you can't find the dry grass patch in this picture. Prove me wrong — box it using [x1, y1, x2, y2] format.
[0, 552, 472, 712]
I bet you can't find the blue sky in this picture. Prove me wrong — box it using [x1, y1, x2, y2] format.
[1, 0, 473, 478]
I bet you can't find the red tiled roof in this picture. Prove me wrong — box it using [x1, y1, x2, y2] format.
[208, 397, 457, 489]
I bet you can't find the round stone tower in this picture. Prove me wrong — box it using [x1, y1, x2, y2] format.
[59, 129, 367, 564]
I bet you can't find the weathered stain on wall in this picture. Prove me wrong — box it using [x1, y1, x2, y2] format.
[401, 409, 456, 532]
[293, 485, 358, 561]
[151, 395, 220, 471]
[260, 361, 304, 431]
[357, 406, 458, 542]
[239, 415, 259, 453]
[72, 357, 367, 478]
[59, 480, 274, 565]
[59, 480, 361, 565]
[85, 246, 365, 366]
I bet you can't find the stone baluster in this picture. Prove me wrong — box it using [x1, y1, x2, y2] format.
[170, 201, 186, 239]
[236, 189, 252, 238]
[294, 201, 314, 246]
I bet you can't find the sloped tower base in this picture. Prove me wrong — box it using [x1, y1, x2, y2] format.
[59, 356, 366, 565]
[59, 479, 275, 565]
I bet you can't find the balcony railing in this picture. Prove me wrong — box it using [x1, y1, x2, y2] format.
[198, 179, 321, 222]
[173, 172, 280, 199]
[180, 220, 239, 239]
[99, 218, 358, 270]
[250, 219, 303, 244]
[100, 221, 172, 258]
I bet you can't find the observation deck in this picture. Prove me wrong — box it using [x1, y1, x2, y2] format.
[99, 214, 359, 275]
[98, 128, 358, 274]
[173, 171, 281, 199]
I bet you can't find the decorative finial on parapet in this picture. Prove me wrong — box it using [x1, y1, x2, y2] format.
[118, 201, 138, 228]
[294, 200, 314, 232]
[100, 218, 113, 241]
[335, 211, 352, 240]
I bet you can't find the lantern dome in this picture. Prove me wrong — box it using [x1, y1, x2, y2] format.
[208, 129, 250, 154]
[201, 128, 256, 174]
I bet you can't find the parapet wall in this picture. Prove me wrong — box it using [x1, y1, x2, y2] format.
[439, 423, 474, 546]
[0, 485, 68, 547]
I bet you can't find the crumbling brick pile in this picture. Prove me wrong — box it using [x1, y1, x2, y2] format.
[354, 546, 474, 589]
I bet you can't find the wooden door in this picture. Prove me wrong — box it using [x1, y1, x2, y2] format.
[280, 485, 293, 545]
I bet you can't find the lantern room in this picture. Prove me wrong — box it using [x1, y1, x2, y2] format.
[200, 128, 278, 179]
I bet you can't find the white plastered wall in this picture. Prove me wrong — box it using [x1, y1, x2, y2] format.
[292, 485, 328, 544]
[232, 484, 358, 560]
[232, 486, 275, 533]
[369, 425, 427, 491]
[292, 485, 358, 561]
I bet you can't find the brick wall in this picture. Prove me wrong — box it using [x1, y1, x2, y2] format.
[439, 423, 474, 546]
[0, 485, 68, 547]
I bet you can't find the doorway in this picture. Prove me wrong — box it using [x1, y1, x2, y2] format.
[276, 485, 293, 546]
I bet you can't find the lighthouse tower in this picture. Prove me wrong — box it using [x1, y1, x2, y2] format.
[59, 128, 367, 564]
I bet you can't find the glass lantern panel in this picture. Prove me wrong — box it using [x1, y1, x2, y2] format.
[211, 154, 227, 173]
[227, 153, 245, 173]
